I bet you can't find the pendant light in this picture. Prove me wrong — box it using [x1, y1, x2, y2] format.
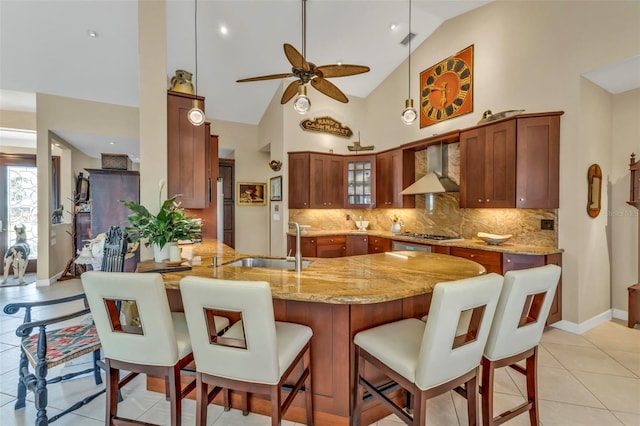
[293, 0, 311, 114]
[188, 0, 205, 126]
[293, 85, 311, 114]
[401, 0, 417, 125]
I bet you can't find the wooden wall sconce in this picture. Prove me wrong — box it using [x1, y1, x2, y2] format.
[587, 164, 602, 218]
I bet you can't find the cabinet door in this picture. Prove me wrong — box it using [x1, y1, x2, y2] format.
[346, 234, 368, 256]
[460, 121, 516, 208]
[310, 154, 343, 208]
[450, 247, 502, 274]
[287, 235, 317, 257]
[368, 237, 392, 254]
[167, 91, 210, 208]
[288, 152, 310, 208]
[376, 149, 415, 208]
[344, 155, 375, 208]
[317, 236, 346, 258]
[87, 169, 140, 272]
[516, 116, 560, 208]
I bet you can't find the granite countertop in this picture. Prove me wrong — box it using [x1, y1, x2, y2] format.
[287, 230, 563, 255]
[158, 241, 485, 305]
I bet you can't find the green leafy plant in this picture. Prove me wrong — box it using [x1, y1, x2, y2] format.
[120, 182, 201, 249]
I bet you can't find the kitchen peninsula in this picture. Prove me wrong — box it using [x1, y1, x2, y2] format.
[148, 240, 486, 425]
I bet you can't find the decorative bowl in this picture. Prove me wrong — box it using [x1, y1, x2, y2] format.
[355, 221, 369, 231]
[477, 232, 512, 245]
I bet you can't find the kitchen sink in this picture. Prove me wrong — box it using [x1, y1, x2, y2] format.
[223, 257, 313, 270]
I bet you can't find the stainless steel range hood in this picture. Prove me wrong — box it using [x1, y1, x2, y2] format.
[401, 143, 459, 194]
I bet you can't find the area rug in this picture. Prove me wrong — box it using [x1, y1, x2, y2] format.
[0, 273, 36, 287]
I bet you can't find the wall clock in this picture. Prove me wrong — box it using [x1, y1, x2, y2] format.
[420, 45, 474, 128]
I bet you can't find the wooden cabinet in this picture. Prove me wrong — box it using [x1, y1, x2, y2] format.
[450, 247, 502, 274]
[376, 148, 415, 208]
[167, 91, 211, 209]
[86, 168, 140, 272]
[317, 236, 346, 258]
[288, 152, 310, 208]
[368, 236, 392, 254]
[288, 152, 343, 209]
[344, 155, 375, 208]
[287, 235, 317, 258]
[459, 113, 561, 209]
[346, 234, 369, 256]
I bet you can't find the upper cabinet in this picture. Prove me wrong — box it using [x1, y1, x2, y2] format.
[459, 112, 562, 209]
[167, 91, 211, 209]
[344, 155, 376, 208]
[288, 152, 344, 209]
[376, 148, 415, 208]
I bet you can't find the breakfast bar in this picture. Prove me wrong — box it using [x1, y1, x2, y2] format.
[147, 240, 486, 425]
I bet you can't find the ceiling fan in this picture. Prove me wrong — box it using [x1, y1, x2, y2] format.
[236, 0, 370, 106]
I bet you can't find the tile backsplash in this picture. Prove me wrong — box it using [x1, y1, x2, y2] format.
[289, 192, 557, 248]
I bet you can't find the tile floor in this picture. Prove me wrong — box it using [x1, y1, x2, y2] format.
[0, 279, 638, 425]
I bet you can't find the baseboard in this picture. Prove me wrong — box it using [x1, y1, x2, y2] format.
[612, 308, 628, 321]
[551, 310, 612, 334]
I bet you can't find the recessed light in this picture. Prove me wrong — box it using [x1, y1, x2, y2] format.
[87, 30, 98, 38]
[219, 25, 228, 36]
[55, 143, 61, 147]
[389, 23, 398, 31]
[109, 141, 116, 145]
[336, 60, 343, 66]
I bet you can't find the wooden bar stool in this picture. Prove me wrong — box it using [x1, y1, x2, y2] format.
[628, 283, 640, 328]
[481, 264, 561, 426]
[351, 273, 504, 426]
[179, 276, 314, 426]
[82, 271, 229, 426]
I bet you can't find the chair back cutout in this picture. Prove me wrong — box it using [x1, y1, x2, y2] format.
[416, 273, 503, 391]
[484, 264, 561, 361]
[82, 271, 180, 366]
[180, 277, 280, 384]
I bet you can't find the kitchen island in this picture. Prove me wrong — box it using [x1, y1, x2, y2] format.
[149, 240, 486, 425]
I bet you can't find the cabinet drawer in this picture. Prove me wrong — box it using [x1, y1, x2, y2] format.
[317, 236, 346, 258]
[317, 236, 346, 246]
[368, 237, 392, 254]
[450, 247, 501, 273]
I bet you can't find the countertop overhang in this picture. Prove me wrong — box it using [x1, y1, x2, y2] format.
[156, 241, 486, 305]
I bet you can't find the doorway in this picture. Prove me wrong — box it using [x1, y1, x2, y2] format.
[0, 154, 38, 275]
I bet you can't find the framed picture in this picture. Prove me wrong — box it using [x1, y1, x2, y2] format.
[237, 182, 267, 206]
[420, 44, 474, 128]
[270, 176, 282, 201]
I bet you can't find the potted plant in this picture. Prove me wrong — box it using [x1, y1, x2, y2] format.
[120, 182, 202, 262]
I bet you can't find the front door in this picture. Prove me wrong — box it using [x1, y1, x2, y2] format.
[0, 154, 38, 276]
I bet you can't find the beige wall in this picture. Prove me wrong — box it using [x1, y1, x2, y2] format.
[363, 0, 640, 327]
[611, 88, 640, 312]
[0, 110, 36, 130]
[209, 118, 267, 255]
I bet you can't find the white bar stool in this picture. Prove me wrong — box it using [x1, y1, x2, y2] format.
[481, 264, 561, 426]
[352, 273, 504, 426]
[179, 276, 314, 426]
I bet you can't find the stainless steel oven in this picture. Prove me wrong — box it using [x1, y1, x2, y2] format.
[391, 241, 432, 252]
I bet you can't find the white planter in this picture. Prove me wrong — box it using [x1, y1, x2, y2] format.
[153, 242, 177, 262]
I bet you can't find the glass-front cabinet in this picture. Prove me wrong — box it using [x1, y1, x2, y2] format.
[344, 155, 376, 208]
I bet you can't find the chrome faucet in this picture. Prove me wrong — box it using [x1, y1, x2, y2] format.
[288, 222, 302, 272]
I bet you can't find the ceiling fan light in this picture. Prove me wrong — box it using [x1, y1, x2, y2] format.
[401, 98, 417, 125]
[293, 85, 311, 114]
[188, 100, 205, 125]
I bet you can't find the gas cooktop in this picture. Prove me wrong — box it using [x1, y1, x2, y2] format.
[400, 232, 463, 241]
